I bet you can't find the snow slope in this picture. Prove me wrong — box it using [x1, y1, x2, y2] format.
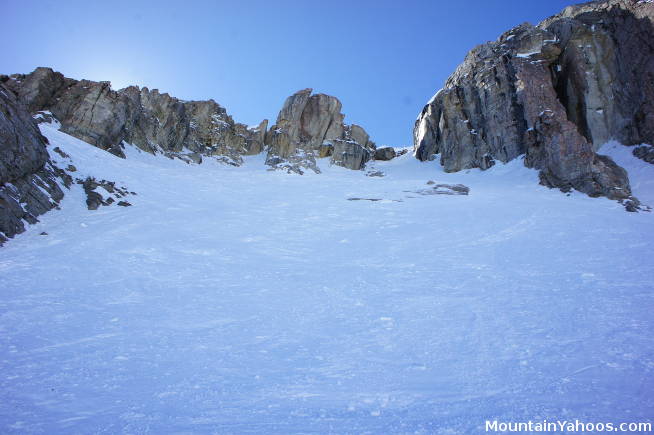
[1, 122, 653, 434]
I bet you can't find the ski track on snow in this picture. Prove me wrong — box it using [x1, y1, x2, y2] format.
[0, 123, 653, 433]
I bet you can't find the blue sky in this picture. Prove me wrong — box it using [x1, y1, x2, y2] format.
[3, 0, 573, 147]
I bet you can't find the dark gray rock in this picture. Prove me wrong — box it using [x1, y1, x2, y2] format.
[414, 0, 653, 203]
[542, 0, 654, 147]
[331, 140, 372, 170]
[81, 177, 105, 210]
[52, 146, 70, 159]
[409, 184, 470, 196]
[374, 147, 396, 161]
[80, 177, 134, 211]
[633, 145, 654, 164]
[0, 87, 49, 184]
[0, 83, 65, 244]
[186, 153, 203, 165]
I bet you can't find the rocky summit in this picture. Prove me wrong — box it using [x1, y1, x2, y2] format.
[414, 0, 653, 204]
[265, 88, 377, 174]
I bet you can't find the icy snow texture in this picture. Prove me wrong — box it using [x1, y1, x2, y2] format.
[0, 123, 653, 433]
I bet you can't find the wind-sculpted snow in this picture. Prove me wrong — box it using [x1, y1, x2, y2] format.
[0, 123, 653, 433]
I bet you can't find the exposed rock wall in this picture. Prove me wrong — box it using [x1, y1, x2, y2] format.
[265, 89, 376, 173]
[414, 0, 653, 201]
[3, 68, 267, 165]
[4, 69, 381, 172]
[0, 83, 64, 244]
[543, 0, 654, 146]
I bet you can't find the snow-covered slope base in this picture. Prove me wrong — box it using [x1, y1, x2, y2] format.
[1, 123, 653, 433]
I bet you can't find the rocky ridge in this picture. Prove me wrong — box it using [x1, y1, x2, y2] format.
[2, 67, 268, 166]
[414, 0, 653, 207]
[2, 69, 383, 173]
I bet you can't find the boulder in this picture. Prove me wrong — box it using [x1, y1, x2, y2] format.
[374, 147, 396, 161]
[331, 140, 372, 171]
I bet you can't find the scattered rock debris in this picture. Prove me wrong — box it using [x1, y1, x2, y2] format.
[79, 177, 135, 211]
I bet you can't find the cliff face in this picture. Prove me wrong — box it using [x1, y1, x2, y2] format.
[3, 68, 268, 166]
[414, 0, 653, 202]
[0, 84, 65, 244]
[265, 89, 376, 173]
[543, 0, 654, 147]
[3, 70, 379, 173]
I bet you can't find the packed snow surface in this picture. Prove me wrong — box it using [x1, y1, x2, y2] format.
[1, 123, 653, 434]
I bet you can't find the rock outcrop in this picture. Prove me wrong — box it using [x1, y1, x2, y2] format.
[414, 0, 653, 203]
[0, 83, 65, 244]
[3, 69, 383, 172]
[264, 89, 376, 173]
[633, 144, 654, 164]
[0, 70, 387, 243]
[80, 177, 134, 211]
[3, 68, 267, 165]
[374, 146, 397, 161]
